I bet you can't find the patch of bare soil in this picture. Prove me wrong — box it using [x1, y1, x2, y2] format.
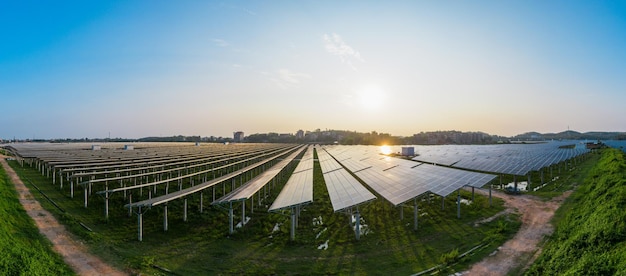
[1, 156, 127, 276]
[463, 188, 571, 276]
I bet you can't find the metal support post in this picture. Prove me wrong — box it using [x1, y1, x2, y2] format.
[489, 184, 492, 207]
[105, 192, 109, 219]
[183, 198, 188, 222]
[164, 204, 169, 231]
[128, 193, 132, 217]
[84, 185, 88, 208]
[471, 187, 475, 201]
[199, 192, 203, 213]
[138, 206, 143, 241]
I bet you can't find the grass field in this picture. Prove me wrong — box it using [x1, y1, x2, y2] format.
[6, 150, 530, 275]
[526, 148, 626, 275]
[0, 162, 74, 275]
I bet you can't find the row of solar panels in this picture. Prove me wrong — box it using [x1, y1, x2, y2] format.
[319, 146, 496, 211]
[604, 140, 626, 152]
[203, 142, 586, 214]
[7, 143, 588, 218]
[407, 142, 589, 175]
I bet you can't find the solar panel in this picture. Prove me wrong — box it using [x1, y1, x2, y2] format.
[269, 146, 314, 211]
[317, 148, 376, 212]
[410, 142, 589, 176]
[214, 147, 305, 204]
[127, 146, 302, 208]
[324, 145, 496, 205]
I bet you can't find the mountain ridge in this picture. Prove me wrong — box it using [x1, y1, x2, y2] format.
[513, 130, 626, 141]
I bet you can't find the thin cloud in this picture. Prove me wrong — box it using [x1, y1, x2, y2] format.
[268, 69, 311, 89]
[212, 38, 230, 47]
[323, 33, 364, 68]
[243, 8, 257, 16]
[278, 69, 310, 84]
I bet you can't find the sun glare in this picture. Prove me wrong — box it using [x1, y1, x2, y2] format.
[380, 145, 393, 155]
[358, 86, 385, 110]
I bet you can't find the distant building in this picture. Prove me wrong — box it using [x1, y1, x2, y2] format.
[296, 129, 304, 139]
[586, 142, 603, 149]
[233, 131, 245, 142]
[401, 147, 415, 156]
[305, 131, 319, 141]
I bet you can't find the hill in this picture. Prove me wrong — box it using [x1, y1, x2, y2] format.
[513, 131, 626, 141]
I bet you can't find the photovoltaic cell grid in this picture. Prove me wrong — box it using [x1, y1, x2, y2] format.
[128, 145, 301, 208]
[317, 148, 376, 212]
[83, 147, 286, 186]
[412, 142, 589, 176]
[214, 146, 305, 204]
[604, 140, 626, 153]
[268, 146, 314, 211]
[324, 146, 496, 206]
[413, 164, 495, 196]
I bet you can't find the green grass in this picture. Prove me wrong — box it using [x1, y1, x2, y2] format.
[8, 152, 525, 275]
[526, 148, 626, 275]
[0, 162, 74, 275]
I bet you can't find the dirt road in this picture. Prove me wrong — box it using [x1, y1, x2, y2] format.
[463, 188, 570, 275]
[0, 155, 127, 276]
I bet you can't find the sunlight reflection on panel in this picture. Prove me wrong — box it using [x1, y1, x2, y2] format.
[380, 145, 392, 155]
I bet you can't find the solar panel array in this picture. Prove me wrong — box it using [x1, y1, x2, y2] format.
[269, 146, 314, 211]
[2, 141, 590, 241]
[604, 140, 626, 153]
[317, 147, 376, 212]
[131, 146, 302, 209]
[324, 146, 495, 206]
[410, 142, 589, 176]
[6, 142, 300, 211]
[214, 146, 304, 205]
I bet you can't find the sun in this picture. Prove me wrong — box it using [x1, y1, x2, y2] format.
[380, 145, 393, 155]
[358, 86, 385, 110]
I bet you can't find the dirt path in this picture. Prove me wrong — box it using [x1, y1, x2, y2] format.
[0, 155, 127, 276]
[463, 188, 571, 276]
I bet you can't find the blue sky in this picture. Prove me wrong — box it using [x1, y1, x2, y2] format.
[1, 1, 625, 139]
